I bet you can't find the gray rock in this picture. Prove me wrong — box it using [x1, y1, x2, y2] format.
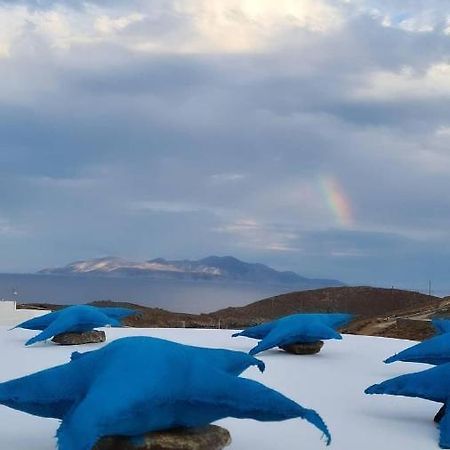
[279, 341, 324, 355]
[94, 425, 231, 450]
[52, 330, 106, 345]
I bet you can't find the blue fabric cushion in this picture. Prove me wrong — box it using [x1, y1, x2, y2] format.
[99, 306, 138, 320]
[385, 332, 450, 365]
[24, 305, 121, 346]
[0, 336, 331, 450]
[233, 313, 352, 355]
[366, 363, 450, 448]
[14, 305, 136, 331]
[433, 319, 450, 335]
[70, 336, 266, 376]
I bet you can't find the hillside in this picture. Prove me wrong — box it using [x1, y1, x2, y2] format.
[208, 286, 445, 339]
[211, 286, 441, 321]
[19, 286, 449, 340]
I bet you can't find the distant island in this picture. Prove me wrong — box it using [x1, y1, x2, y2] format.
[39, 255, 344, 289]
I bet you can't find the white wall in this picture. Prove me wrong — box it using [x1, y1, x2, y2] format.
[0, 301, 47, 326]
[0, 301, 17, 315]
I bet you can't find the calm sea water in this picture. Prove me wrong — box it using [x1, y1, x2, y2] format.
[0, 273, 295, 314]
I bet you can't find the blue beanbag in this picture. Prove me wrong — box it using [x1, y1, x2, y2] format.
[0, 336, 331, 450]
[14, 305, 137, 331]
[385, 332, 450, 365]
[233, 313, 352, 355]
[70, 335, 266, 376]
[384, 319, 450, 365]
[433, 319, 450, 335]
[24, 305, 121, 346]
[365, 363, 450, 448]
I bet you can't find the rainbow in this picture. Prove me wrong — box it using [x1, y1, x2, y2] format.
[319, 176, 353, 227]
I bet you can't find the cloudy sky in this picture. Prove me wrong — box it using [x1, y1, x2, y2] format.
[0, 0, 449, 290]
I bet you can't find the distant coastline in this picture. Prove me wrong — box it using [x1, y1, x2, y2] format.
[0, 272, 302, 314]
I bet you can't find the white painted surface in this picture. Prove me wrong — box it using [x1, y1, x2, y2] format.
[0, 301, 16, 315]
[0, 302, 47, 326]
[0, 328, 439, 450]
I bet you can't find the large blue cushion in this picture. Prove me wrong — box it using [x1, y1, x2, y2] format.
[0, 336, 331, 450]
[233, 313, 352, 355]
[433, 319, 450, 335]
[14, 305, 137, 331]
[385, 332, 450, 365]
[384, 319, 450, 365]
[24, 305, 121, 346]
[366, 363, 450, 448]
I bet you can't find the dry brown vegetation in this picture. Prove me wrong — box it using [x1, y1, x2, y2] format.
[20, 286, 450, 341]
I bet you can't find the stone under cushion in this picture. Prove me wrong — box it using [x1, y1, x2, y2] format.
[279, 341, 324, 355]
[52, 330, 106, 345]
[93, 425, 232, 450]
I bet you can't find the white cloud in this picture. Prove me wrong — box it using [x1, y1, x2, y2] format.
[29, 176, 98, 189]
[0, 43, 8, 58]
[345, 0, 449, 33]
[209, 172, 246, 184]
[0, 4, 29, 57]
[436, 126, 450, 136]
[130, 200, 203, 214]
[215, 218, 301, 252]
[0, 0, 344, 56]
[330, 249, 366, 257]
[0, 219, 28, 237]
[172, 0, 343, 53]
[95, 13, 145, 34]
[354, 63, 450, 100]
[380, 12, 437, 33]
[130, 200, 229, 216]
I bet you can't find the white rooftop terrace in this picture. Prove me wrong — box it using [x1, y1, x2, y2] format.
[0, 327, 439, 450]
[0, 301, 47, 327]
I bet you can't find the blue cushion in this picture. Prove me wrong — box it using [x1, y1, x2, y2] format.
[433, 319, 450, 335]
[233, 313, 352, 355]
[14, 305, 137, 331]
[99, 306, 138, 320]
[0, 336, 331, 450]
[24, 305, 121, 346]
[385, 332, 450, 365]
[366, 363, 450, 448]
[70, 336, 266, 376]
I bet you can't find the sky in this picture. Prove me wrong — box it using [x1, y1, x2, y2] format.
[0, 0, 450, 291]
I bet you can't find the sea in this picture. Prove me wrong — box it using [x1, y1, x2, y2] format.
[0, 273, 296, 314]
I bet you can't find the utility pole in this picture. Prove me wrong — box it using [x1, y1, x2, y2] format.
[428, 280, 432, 297]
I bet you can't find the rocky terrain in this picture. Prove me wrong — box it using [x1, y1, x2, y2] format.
[19, 286, 450, 341]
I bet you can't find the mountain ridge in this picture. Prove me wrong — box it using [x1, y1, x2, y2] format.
[38, 255, 344, 289]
